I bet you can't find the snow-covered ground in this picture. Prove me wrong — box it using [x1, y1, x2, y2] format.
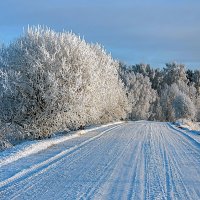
[0, 121, 123, 167]
[170, 120, 200, 144]
[0, 121, 200, 199]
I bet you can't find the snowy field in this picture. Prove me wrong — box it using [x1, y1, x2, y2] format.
[0, 121, 200, 200]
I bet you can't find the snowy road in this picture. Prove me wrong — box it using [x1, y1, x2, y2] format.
[0, 121, 200, 200]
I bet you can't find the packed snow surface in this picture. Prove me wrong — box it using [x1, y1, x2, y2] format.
[0, 121, 200, 200]
[0, 122, 122, 167]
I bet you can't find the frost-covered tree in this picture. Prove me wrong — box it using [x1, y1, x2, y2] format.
[0, 26, 128, 138]
[194, 95, 200, 121]
[121, 69, 157, 120]
[187, 70, 200, 95]
[193, 70, 200, 95]
[163, 62, 188, 85]
[158, 82, 196, 121]
[173, 93, 196, 120]
[159, 84, 177, 121]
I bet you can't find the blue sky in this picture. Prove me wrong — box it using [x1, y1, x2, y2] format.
[0, 0, 200, 69]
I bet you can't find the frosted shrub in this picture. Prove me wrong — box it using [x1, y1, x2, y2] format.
[173, 93, 196, 120]
[0, 26, 128, 139]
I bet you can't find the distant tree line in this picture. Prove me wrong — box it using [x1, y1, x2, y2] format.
[0, 26, 199, 141]
[120, 62, 200, 122]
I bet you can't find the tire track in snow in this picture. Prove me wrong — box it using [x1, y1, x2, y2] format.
[80, 124, 143, 199]
[148, 126, 167, 200]
[143, 124, 151, 200]
[4, 133, 116, 200]
[162, 125, 188, 199]
[46, 123, 141, 200]
[38, 125, 130, 200]
[127, 125, 148, 200]
[142, 123, 164, 200]
[163, 125, 200, 200]
[156, 122, 200, 200]
[1, 123, 132, 199]
[91, 124, 146, 200]
[0, 124, 122, 191]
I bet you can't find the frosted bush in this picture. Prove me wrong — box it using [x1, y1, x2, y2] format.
[0, 26, 128, 139]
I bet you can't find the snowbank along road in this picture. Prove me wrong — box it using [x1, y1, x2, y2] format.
[0, 121, 200, 200]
